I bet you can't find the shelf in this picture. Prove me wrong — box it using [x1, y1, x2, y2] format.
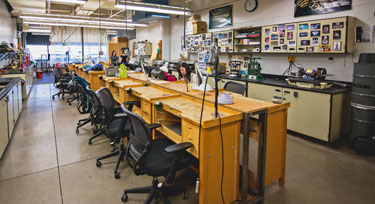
[235, 44, 261, 46]
[230, 52, 260, 55]
[235, 36, 260, 39]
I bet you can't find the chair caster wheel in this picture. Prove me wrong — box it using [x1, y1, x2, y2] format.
[68, 103, 72, 106]
[76, 129, 79, 134]
[52, 97, 55, 100]
[88, 140, 92, 145]
[121, 194, 128, 202]
[182, 192, 188, 200]
[96, 161, 102, 167]
[114, 172, 120, 179]
[62, 96, 65, 99]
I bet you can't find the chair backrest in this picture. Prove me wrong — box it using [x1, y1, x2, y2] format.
[224, 81, 247, 95]
[96, 87, 116, 123]
[53, 69, 62, 83]
[76, 83, 91, 114]
[121, 104, 152, 163]
[87, 88, 104, 124]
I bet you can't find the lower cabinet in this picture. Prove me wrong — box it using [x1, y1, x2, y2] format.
[0, 97, 9, 158]
[248, 82, 349, 142]
[0, 79, 23, 158]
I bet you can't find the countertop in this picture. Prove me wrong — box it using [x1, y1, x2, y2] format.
[0, 77, 21, 100]
[213, 74, 351, 95]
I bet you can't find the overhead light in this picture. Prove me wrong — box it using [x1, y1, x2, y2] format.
[20, 16, 147, 27]
[115, 1, 193, 16]
[20, 13, 133, 23]
[50, 0, 87, 4]
[32, 33, 51, 36]
[27, 29, 51, 33]
[24, 21, 135, 30]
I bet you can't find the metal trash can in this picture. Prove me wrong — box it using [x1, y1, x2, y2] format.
[350, 53, 375, 155]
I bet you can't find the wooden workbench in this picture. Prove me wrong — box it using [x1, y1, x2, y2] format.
[74, 67, 290, 203]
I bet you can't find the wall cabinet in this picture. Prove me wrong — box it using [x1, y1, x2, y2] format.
[248, 82, 349, 142]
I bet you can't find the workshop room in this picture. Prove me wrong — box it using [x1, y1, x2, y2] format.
[0, 0, 375, 203]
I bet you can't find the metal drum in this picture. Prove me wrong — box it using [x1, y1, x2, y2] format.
[350, 53, 375, 155]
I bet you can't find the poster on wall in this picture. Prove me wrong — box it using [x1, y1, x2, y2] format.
[294, 0, 352, 17]
[209, 5, 233, 29]
[355, 25, 372, 43]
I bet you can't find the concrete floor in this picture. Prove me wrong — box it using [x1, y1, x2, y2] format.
[0, 84, 374, 204]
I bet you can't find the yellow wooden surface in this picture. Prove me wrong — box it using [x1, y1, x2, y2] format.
[72, 64, 290, 203]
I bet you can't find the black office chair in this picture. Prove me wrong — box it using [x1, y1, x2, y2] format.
[121, 104, 195, 204]
[67, 72, 80, 105]
[75, 84, 96, 134]
[223, 81, 247, 96]
[52, 68, 72, 100]
[95, 87, 139, 179]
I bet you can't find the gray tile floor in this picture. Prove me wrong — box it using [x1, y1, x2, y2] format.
[0, 84, 374, 204]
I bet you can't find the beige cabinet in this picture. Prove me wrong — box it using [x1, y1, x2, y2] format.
[0, 97, 8, 158]
[7, 90, 14, 139]
[283, 88, 331, 141]
[248, 82, 349, 142]
[248, 83, 282, 102]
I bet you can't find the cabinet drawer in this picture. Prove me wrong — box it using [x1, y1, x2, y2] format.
[182, 120, 199, 157]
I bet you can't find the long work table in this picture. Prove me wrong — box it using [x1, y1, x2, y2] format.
[69, 64, 290, 204]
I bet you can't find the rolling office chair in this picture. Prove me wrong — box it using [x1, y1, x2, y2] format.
[95, 87, 139, 179]
[67, 72, 80, 105]
[52, 68, 72, 100]
[121, 104, 195, 204]
[75, 83, 96, 134]
[223, 81, 247, 96]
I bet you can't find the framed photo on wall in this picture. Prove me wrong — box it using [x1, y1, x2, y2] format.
[294, 0, 352, 17]
[209, 5, 233, 29]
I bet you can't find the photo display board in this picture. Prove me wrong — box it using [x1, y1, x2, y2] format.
[213, 31, 234, 53]
[262, 23, 297, 53]
[185, 33, 213, 53]
[261, 17, 353, 53]
[297, 17, 347, 53]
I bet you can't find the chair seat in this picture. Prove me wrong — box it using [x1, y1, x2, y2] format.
[141, 138, 194, 177]
[106, 118, 131, 140]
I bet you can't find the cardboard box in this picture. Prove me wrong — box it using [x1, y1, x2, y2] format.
[190, 15, 201, 21]
[111, 37, 127, 43]
[192, 21, 207, 34]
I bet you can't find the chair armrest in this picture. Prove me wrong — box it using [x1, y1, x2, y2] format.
[165, 142, 193, 153]
[122, 101, 140, 106]
[147, 123, 161, 130]
[114, 113, 128, 118]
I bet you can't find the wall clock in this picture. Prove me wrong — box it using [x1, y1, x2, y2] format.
[245, 0, 258, 12]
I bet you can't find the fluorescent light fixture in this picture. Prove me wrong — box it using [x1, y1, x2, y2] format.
[20, 13, 133, 23]
[27, 29, 51, 33]
[32, 33, 51, 35]
[115, 1, 192, 16]
[50, 0, 87, 4]
[20, 16, 147, 27]
[24, 21, 135, 30]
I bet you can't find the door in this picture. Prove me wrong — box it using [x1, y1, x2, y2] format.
[13, 86, 19, 122]
[0, 97, 9, 158]
[283, 88, 331, 141]
[18, 81, 23, 113]
[247, 83, 283, 103]
[7, 91, 14, 139]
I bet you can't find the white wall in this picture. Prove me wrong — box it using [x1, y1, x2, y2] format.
[0, 1, 16, 46]
[134, 0, 375, 82]
[130, 18, 173, 61]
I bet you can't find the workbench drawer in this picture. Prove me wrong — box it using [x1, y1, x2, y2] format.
[182, 120, 199, 157]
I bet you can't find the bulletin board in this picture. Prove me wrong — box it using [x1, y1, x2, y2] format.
[185, 33, 212, 53]
[261, 23, 297, 53]
[213, 30, 234, 53]
[297, 17, 348, 53]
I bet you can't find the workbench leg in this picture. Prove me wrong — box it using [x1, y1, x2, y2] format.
[241, 113, 250, 202]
